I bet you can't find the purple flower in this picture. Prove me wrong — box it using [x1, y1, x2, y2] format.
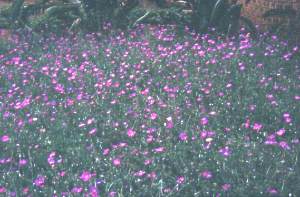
[80, 171, 95, 182]
[219, 146, 231, 157]
[276, 128, 285, 136]
[278, 141, 290, 150]
[200, 117, 209, 125]
[222, 183, 231, 191]
[1, 135, 10, 142]
[178, 132, 188, 141]
[71, 187, 83, 193]
[200, 170, 212, 180]
[267, 187, 278, 195]
[34, 175, 46, 188]
[176, 176, 185, 184]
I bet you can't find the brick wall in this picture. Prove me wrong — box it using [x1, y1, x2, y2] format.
[238, 0, 300, 30]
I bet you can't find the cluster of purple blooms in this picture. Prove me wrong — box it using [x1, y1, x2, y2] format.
[0, 24, 299, 196]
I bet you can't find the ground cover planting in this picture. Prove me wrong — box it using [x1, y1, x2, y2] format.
[0, 25, 300, 196]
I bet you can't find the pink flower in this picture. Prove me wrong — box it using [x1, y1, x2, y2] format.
[176, 176, 185, 184]
[112, 158, 121, 167]
[278, 141, 290, 150]
[200, 117, 209, 125]
[147, 172, 157, 180]
[109, 191, 117, 197]
[0, 187, 6, 193]
[144, 159, 152, 165]
[19, 159, 27, 166]
[264, 134, 277, 145]
[127, 128, 136, 138]
[244, 119, 250, 128]
[22, 187, 29, 194]
[283, 113, 292, 123]
[200, 170, 212, 180]
[103, 148, 110, 156]
[71, 187, 83, 193]
[153, 146, 166, 153]
[34, 175, 46, 188]
[276, 128, 285, 136]
[218, 146, 231, 157]
[222, 183, 231, 191]
[165, 117, 174, 129]
[1, 135, 10, 142]
[252, 123, 263, 132]
[134, 170, 146, 177]
[200, 131, 208, 139]
[89, 186, 99, 197]
[149, 112, 158, 120]
[59, 171, 66, 177]
[47, 151, 56, 167]
[146, 135, 154, 143]
[179, 132, 188, 141]
[80, 171, 95, 182]
[267, 187, 278, 195]
[88, 128, 97, 135]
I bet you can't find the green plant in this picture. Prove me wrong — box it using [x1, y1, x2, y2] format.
[0, 0, 139, 34]
[188, 0, 257, 37]
[132, 0, 257, 38]
[262, 7, 300, 41]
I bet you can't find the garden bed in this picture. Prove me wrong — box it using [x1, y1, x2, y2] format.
[0, 25, 299, 196]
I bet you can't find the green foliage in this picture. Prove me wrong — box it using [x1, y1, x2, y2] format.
[263, 7, 300, 40]
[0, 0, 257, 37]
[0, 37, 10, 54]
[131, 0, 257, 38]
[189, 0, 256, 37]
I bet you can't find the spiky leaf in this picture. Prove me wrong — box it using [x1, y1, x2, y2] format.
[262, 8, 297, 18]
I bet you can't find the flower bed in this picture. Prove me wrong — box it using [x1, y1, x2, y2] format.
[0, 25, 299, 196]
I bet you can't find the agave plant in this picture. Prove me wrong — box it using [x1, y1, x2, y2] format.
[262, 7, 300, 40]
[132, 0, 257, 38]
[188, 0, 257, 37]
[0, 0, 139, 34]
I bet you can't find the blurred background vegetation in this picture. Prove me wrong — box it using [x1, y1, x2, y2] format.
[0, 0, 299, 40]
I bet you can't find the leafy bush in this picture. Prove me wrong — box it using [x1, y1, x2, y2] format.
[262, 7, 300, 42]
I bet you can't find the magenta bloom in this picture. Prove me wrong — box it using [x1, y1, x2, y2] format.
[88, 128, 97, 135]
[222, 183, 231, 191]
[109, 191, 117, 197]
[278, 141, 290, 150]
[178, 132, 188, 141]
[1, 135, 10, 142]
[267, 187, 278, 195]
[103, 148, 110, 156]
[176, 176, 185, 184]
[200, 170, 213, 180]
[80, 171, 95, 182]
[47, 151, 56, 167]
[149, 112, 158, 120]
[264, 134, 277, 145]
[218, 146, 231, 157]
[165, 117, 174, 129]
[133, 170, 146, 177]
[200, 117, 209, 125]
[19, 159, 27, 166]
[71, 187, 83, 193]
[127, 128, 136, 138]
[0, 187, 6, 193]
[112, 158, 121, 167]
[34, 175, 46, 188]
[276, 128, 285, 136]
[153, 146, 166, 153]
[252, 123, 263, 132]
[89, 186, 99, 197]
